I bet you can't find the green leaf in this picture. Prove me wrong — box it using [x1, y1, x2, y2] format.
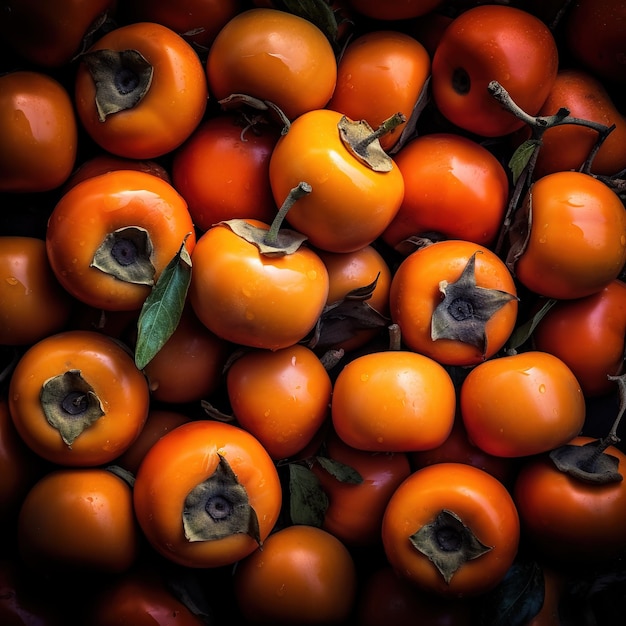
[508, 139, 540, 185]
[288, 463, 329, 527]
[134, 236, 192, 370]
[315, 456, 363, 484]
[505, 298, 557, 353]
[478, 560, 545, 626]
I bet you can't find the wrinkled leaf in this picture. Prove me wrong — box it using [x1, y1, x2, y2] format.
[135, 236, 192, 370]
[479, 560, 545, 626]
[509, 139, 540, 185]
[288, 463, 328, 527]
[315, 456, 363, 484]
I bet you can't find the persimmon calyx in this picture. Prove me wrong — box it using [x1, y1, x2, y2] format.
[183, 453, 261, 545]
[82, 48, 154, 122]
[410, 509, 493, 584]
[432, 251, 518, 355]
[223, 181, 312, 256]
[91, 226, 156, 285]
[338, 113, 406, 172]
[40, 369, 105, 447]
[549, 441, 623, 485]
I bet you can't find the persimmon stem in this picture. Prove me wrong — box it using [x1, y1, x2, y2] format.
[353, 112, 406, 153]
[264, 181, 312, 247]
[388, 323, 402, 351]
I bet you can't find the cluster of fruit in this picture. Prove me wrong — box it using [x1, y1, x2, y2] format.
[1, 1, 626, 624]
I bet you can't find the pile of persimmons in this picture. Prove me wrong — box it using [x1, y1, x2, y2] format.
[1, 0, 626, 624]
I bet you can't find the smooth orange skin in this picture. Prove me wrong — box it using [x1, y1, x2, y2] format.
[431, 5, 558, 137]
[532, 280, 626, 397]
[226, 344, 332, 460]
[17, 468, 139, 575]
[133, 420, 282, 568]
[327, 30, 431, 151]
[356, 566, 474, 626]
[172, 114, 280, 232]
[381, 463, 520, 598]
[75, 22, 208, 159]
[382, 133, 509, 249]
[0, 398, 45, 521]
[331, 350, 456, 452]
[0, 0, 116, 68]
[269, 109, 405, 253]
[512, 171, 626, 300]
[46, 169, 196, 311]
[311, 431, 411, 546]
[113, 408, 192, 475]
[143, 305, 230, 404]
[514, 436, 626, 562]
[206, 8, 337, 121]
[519, 69, 626, 178]
[8, 330, 150, 467]
[233, 525, 357, 626]
[0, 71, 78, 193]
[189, 221, 329, 350]
[565, 0, 626, 84]
[0, 237, 74, 346]
[316, 245, 392, 352]
[389, 240, 519, 366]
[123, 0, 242, 48]
[410, 415, 517, 488]
[460, 351, 586, 458]
[64, 154, 171, 192]
[347, 0, 444, 20]
[86, 565, 207, 626]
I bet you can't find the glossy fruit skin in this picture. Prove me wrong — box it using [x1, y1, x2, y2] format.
[171, 114, 280, 232]
[188, 220, 329, 350]
[86, 565, 207, 626]
[8, 330, 150, 467]
[0, 0, 117, 68]
[316, 244, 392, 352]
[143, 305, 230, 404]
[565, 0, 626, 84]
[532, 280, 626, 398]
[0, 236, 74, 346]
[269, 108, 405, 253]
[381, 462, 520, 598]
[113, 408, 192, 475]
[522, 69, 626, 178]
[431, 5, 558, 137]
[389, 240, 518, 366]
[133, 420, 282, 568]
[312, 431, 412, 546]
[17, 468, 139, 575]
[382, 133, 509, 249]
[514, 436, 626, 562]
[410, 415, 517, 488]
[206, 8, 337, 121]
[75, 22, 208, 159]
[123, 0, 242, 48]
[327, 30, 431, 151]
[233, 524, 357, 626]
[63, 153, 172, 192]
[226, 344, 332, 460]
[331, 350, 456, 452]
[347, 0, 444, 20]
[0, 71, 78, 193]
[511, 171, 626, 300]
[460, 351, 586, 458]
[46, 169, 196, 311]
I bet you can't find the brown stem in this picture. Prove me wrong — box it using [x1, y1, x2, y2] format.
[264, 181, 312, 247]
[352, 112, 406, 153]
